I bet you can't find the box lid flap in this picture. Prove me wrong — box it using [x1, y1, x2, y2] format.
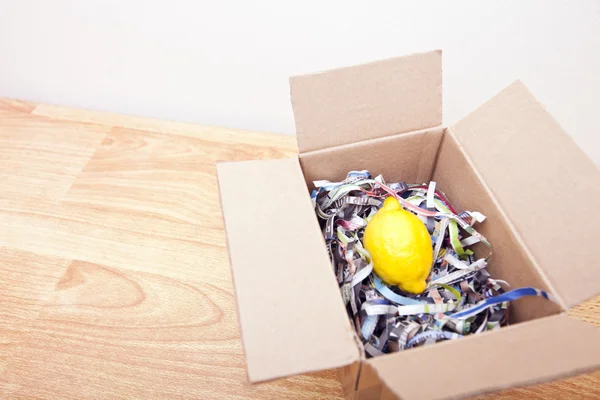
[217, 158, 360, 382]
[290, 50, 442, 153]
[451, 81, 600, 308]
[367, 314, 600, 400]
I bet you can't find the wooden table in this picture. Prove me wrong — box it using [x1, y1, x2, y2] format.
[0, 99, 598, 399]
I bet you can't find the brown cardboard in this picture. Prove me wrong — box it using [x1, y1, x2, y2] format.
[451, 81, 600, 308]
[217, 158, 360, 382]
[291, 50, 442, 153]
[300, 126, 444, 190]
[338, 361, 362, 399]
[366, 314, 600, 400]
[432, 130, 562, 323]
[217, 51, 600, 399]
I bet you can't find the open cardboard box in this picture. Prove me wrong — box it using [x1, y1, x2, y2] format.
[217, 50, 600, 399]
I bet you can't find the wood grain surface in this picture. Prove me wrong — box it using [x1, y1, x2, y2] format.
[0, 98, 598, 399]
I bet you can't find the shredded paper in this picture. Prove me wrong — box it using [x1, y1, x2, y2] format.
[312, 170, 556, 357]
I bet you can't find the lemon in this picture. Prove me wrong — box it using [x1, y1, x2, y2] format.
[363, 197, 433, 294]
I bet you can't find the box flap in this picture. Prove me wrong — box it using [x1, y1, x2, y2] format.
[217, 158, 360, 382]
[367, 314, 600, 400]
[451, 81, 600, 308]
[290, 50, 442, 153]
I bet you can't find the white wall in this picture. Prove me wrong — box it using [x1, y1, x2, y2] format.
[1, 0, 599, 163]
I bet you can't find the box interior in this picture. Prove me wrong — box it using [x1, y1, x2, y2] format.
[298, 126, 562, 350]
[299, 125, 565, 396]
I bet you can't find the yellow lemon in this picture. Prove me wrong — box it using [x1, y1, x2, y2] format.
[363, 197, 433, 294]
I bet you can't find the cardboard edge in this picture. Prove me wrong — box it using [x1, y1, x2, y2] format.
[215, 161, 261, 383]
[365, 313, 600, 400]
[216, 158, 362, 383]
[428, 127, 446, 184]
[443, 127, 568, 312]
[290, 49, 442, 81]
[215, 163, 260, 383]
[299, 126, 445, 195]
[300, 125, 444, 158]
[453, 317, 600, 399]
[338, 360, 362, 400]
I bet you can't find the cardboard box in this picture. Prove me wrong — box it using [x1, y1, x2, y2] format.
[217, 50, 600, 399]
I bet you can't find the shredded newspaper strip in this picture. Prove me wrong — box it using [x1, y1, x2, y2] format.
[312, 170, 557, 357]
